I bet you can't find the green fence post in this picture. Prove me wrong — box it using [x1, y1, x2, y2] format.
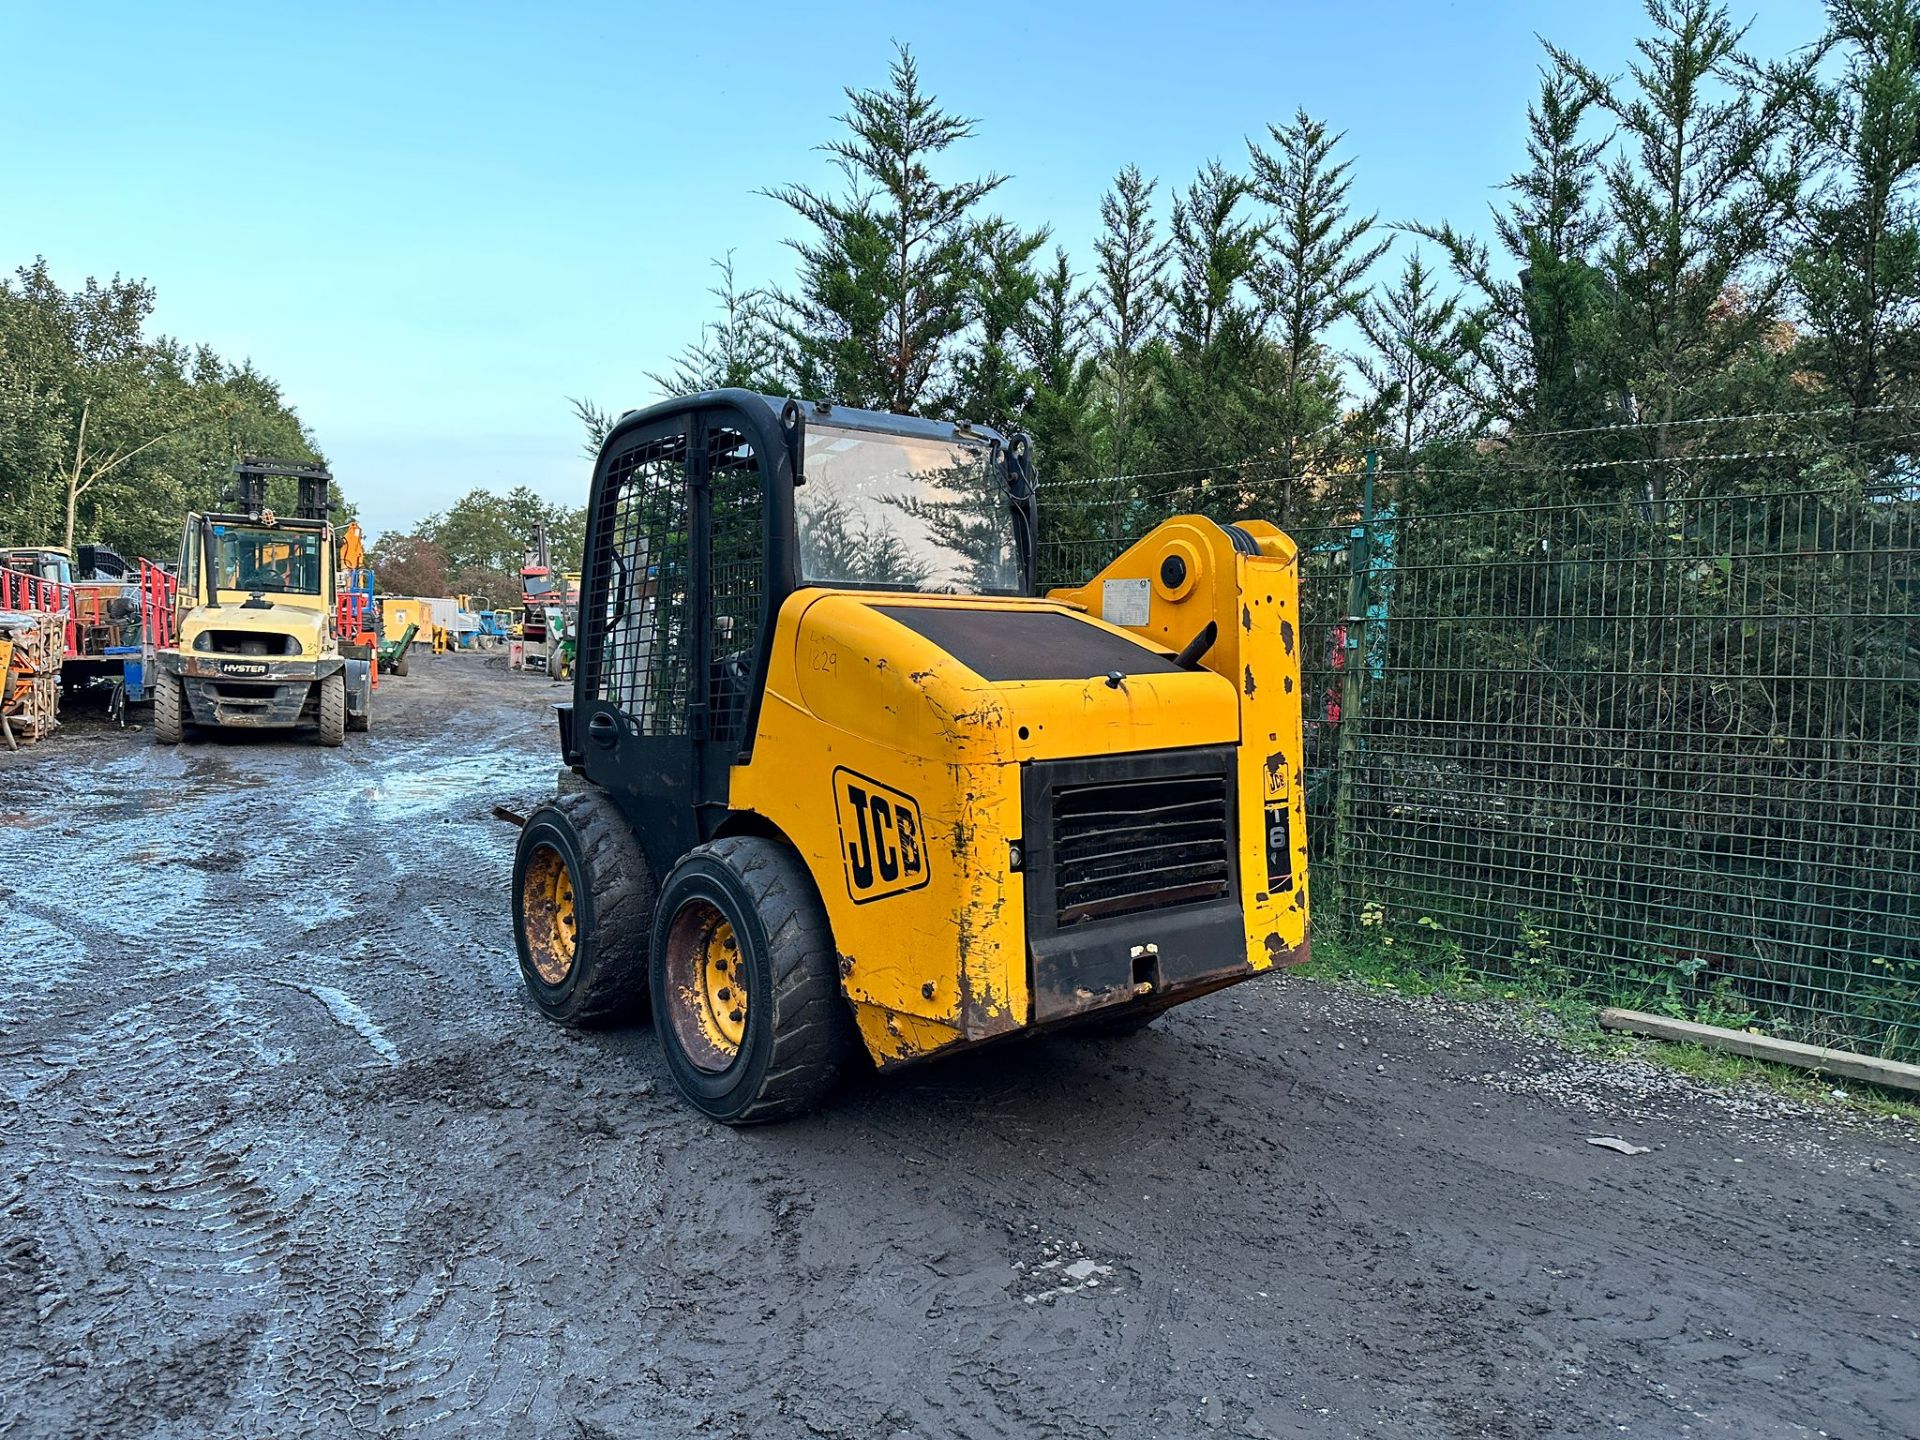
[1331, 451, 1377, 927]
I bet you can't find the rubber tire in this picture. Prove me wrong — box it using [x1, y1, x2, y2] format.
[317, 674, 346, 747]
[512, 790, 654, 1027]
[649, 836, 855, 1125]
[152, 673, 185, 745]
[391, 653, 409, 677]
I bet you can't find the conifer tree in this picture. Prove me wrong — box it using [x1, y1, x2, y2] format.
[764, 46, 1004, 413]
[1792, 0, 1920, 458]
[1090, 166, 1171, 476]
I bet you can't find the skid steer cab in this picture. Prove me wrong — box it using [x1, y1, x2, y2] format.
[150, 458, 372, 747]
[511, 390, 1309, 1123]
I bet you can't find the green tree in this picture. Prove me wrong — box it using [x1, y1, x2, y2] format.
[766, 45, 1004, 412]
[1551, 0, 1818, 493]
[1143, 160, 1286, 514]
[1248, 109, 1390, 503]
[0, 263, 189, 551]
[568, 397, 616, 459]
[1089, 166, 1170, 478]
[1358, 249, 1472, 463]
[1411, 67, 1615, 456]
[1791, 0, 1920, 458]
[649, 254, 789, 398]
[409, 486, 587, 598]
[1014, 248, 1096, 486]
[955, 216, 1047, 432]
[0, 260, 329, 559]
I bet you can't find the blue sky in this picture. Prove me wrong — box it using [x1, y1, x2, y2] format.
[4, 0, 1825, 538]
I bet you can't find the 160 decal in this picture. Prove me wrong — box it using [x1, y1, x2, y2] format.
[833, 768, 929, 902]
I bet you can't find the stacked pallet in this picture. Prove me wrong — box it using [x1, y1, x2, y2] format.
[0, 610, 62, 747]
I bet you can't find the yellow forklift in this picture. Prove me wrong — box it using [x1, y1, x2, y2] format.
[151, 458, 372, 746]
[510, 392, 1308, 1122]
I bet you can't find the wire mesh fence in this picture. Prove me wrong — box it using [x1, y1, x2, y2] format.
[1038, 481, 1920, 1061]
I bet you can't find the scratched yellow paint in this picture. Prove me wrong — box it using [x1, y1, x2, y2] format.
[729, 517, 1309, 1067]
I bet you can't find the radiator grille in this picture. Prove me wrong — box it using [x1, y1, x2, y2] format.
[1052, 772, 1232, 925]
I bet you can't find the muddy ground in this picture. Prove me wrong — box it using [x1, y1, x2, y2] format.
[0, 656, 1915, 1439]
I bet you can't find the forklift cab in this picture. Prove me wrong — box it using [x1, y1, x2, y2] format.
[565, 390, 1036, 880]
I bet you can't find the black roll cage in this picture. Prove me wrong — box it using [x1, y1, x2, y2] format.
[567, 390, 1037, 835]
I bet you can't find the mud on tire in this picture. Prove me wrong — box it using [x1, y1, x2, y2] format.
[650, 836, 856, 1125]
[152, 673, 185, 745]
[512, 789, 654, 1027]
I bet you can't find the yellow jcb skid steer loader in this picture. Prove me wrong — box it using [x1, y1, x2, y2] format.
[510, 391, 1308, 1122]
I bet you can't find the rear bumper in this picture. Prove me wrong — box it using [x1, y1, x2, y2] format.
[1029, 897, 1255, 1021]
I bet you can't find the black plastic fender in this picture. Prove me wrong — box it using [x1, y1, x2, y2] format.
[344, 657, 373, 717]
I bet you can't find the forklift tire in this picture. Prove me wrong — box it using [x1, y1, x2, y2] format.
[392, 653, 409, 677]
[317, 674, 346, 747]
[513, 791, 654, 1027]
[650, 836, 854, 1125]
[152, 673, 185, 745]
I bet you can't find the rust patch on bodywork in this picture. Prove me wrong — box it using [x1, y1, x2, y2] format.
[1264, 933, 1309, 967]
[1243, 666, 1256, 697]
[1280, 620, 1295, 655]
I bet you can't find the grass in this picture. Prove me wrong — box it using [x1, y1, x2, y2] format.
[1302, 931, 1920, 1125]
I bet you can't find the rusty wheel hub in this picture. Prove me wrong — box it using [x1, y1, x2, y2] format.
[664, 899, 746, 1072]
[521, 843, 578, 985]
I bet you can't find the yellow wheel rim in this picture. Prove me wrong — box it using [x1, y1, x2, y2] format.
[521, 842, 578, 985]
[663, 899, 747, 1072]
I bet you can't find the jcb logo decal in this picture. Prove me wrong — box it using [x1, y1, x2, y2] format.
[834, 768, 929, 903]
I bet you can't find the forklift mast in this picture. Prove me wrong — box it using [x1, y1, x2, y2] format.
[226, 457, 335, 521]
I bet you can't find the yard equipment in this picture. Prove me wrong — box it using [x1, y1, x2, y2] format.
[150, 458, 372, 745]
[472, 604, 510, 647]
[378, 621, 419, 675]
[509, 390, 1310, 1124]
[2, 545, 166, 713]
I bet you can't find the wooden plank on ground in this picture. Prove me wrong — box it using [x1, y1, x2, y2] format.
[1598, 1007, 1920, 1096]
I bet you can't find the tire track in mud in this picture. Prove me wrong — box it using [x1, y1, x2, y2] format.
[3, 990, 293, 1435]
[3, 658, 1916, 1439]
[0, 661, 560, 1436]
